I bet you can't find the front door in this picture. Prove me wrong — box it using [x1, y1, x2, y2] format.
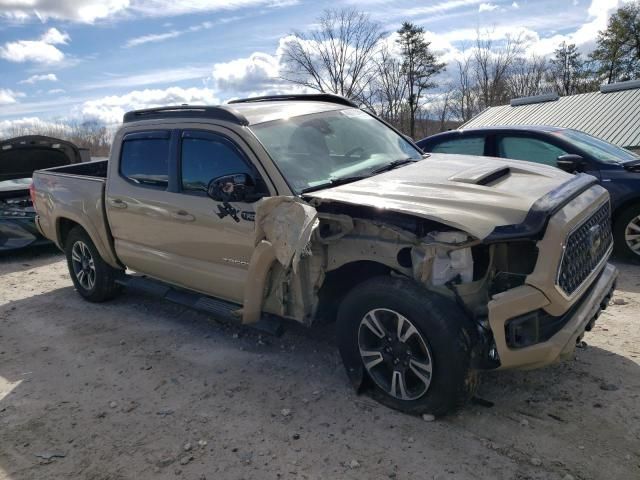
[158, 129, 268, 303]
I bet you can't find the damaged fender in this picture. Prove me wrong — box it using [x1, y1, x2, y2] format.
[241, 196, 319, 324]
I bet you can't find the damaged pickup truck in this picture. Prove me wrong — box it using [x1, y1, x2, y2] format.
[31, 94, 618, 416]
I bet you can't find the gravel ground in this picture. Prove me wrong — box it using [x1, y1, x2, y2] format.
[0, 246, 639, 480]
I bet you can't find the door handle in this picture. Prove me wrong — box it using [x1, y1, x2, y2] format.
[171, 210, 195, 222]
[108, 198, 127, 209]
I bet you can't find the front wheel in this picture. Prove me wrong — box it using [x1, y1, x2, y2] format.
[613, 204, 640, 261]
[65, 226, 122, 302]
[336, 276, 479, 416]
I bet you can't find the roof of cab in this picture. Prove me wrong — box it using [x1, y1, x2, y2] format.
[122, 94, 356, 127]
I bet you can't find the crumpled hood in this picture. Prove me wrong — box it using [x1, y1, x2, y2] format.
[0, 135, 81, 182]
[305, 153, 575, 240]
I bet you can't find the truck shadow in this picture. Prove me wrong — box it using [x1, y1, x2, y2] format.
[0, 244, 62, 276]
[1, 285, 639, 479]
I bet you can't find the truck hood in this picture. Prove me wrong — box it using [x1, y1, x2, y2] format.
[305, 153, 576, 240]
[0, 135, 82, 184]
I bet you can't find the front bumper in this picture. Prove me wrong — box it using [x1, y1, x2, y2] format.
[488, 262, 618, 370]
[0, 217, 50, 251]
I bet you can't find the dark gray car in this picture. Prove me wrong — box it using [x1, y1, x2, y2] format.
[0, 135, 83, 251]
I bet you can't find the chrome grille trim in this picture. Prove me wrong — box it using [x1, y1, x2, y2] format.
[557, 201, 613, 296]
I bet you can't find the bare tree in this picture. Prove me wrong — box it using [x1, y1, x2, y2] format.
[473, 30, 524, 109]
[362, 45, 408, 128]
[507, 54, 549, 98]
[281, 9, 384, 100]
[450, 50, 480, 123]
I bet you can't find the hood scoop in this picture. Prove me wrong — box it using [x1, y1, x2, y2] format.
[448, 164, 512, 186]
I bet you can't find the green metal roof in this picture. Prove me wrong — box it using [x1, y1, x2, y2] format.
[462, 80, 640, 149]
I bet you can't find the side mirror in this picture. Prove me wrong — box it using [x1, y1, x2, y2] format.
[207, 173, 260, 202]
[556, 154, 584, 173]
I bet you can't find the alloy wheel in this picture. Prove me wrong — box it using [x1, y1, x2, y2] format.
[71, 240, 96, 290]
[625, 214, 640, 256]
[358, 308, 433, 401]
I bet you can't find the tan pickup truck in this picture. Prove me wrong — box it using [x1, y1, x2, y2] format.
[31, 94, 618, 416]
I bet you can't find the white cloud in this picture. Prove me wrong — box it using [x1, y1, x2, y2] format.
[512, 1, 520, 8]
[123, 17, 239, 47]
[0, 0, 130, 23]
[81, 65, 213, 90]
[478, 2, 499, 12]
[211, 52, 284, 94]
[0, 89, 25, 105]
[48, 88, 66, 94]
[20, 73, 59, 84]
[124, 31, 182, 47]
[525, 0, 635, 55]
[403, 0, 484, 16]
[0, 28, 69, 64]
[78, 86, 220, 125]
[0, 0, 294, 23]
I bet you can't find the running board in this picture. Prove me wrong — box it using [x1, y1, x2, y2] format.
[115, 275, 284, 336]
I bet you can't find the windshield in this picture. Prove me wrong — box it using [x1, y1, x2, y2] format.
[553, 129, 640, 164]
[250, 108, 423, 193]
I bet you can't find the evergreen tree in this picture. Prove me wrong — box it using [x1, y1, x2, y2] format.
[396, 22, 445, 137]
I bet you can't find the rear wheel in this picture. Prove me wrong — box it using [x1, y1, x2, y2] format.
[336, 276, 479, 416]
[613, 204, 640, 261]
[65, 226, 122, 302]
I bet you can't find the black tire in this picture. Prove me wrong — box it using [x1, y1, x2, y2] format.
[336, 275, 479, 417]
[65, 226, 122, 302]
[613, 204, 640, 261]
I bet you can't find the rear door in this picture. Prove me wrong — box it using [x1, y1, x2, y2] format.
[105, 130, 177, 282]
[428, 135, 489, 156]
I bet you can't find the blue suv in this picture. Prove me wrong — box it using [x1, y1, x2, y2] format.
[417, 126, 640, 260]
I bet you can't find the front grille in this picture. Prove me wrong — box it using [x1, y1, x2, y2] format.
[558, 202, 612, 295]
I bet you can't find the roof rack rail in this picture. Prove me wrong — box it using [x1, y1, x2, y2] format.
[228, 93, 358, 108]
[122, 105, 249, 125]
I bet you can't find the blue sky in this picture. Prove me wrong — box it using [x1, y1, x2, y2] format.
[0, 0, 632, 132]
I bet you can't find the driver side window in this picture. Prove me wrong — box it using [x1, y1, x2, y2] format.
[180, 132, 253, 194]
[497, 136, 567, 166]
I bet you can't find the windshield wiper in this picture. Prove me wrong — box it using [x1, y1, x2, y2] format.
[370, 158, 418, 175]
[300, 175, 369, 194]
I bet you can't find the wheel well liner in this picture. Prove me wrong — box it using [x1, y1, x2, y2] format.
[57, 217, 81, 248]
[315, 260, 394, 323]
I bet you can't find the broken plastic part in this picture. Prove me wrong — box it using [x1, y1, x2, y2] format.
[254, 196, 319, 273]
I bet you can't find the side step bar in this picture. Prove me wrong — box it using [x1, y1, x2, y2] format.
[115, 275, 284, 336]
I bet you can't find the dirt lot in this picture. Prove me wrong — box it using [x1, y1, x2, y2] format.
[0, 247, 639, 480]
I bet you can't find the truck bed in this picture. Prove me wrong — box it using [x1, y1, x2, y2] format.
[32, 159, 119, 267]
[44, 159, 108, 178]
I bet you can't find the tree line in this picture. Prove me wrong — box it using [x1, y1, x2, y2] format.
[281, 2, 640, 139]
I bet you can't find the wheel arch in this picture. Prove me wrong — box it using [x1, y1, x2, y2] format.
[612, 196, 640, 224]
[55, 215, 121, 269]
[315, 260, 399, 324]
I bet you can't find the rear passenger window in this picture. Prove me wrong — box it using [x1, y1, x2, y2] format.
[181, 134, 252, 194]
[498, 136, 567, 166]
[431, 137, 485, 155]
[120, 132, 170, 188]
